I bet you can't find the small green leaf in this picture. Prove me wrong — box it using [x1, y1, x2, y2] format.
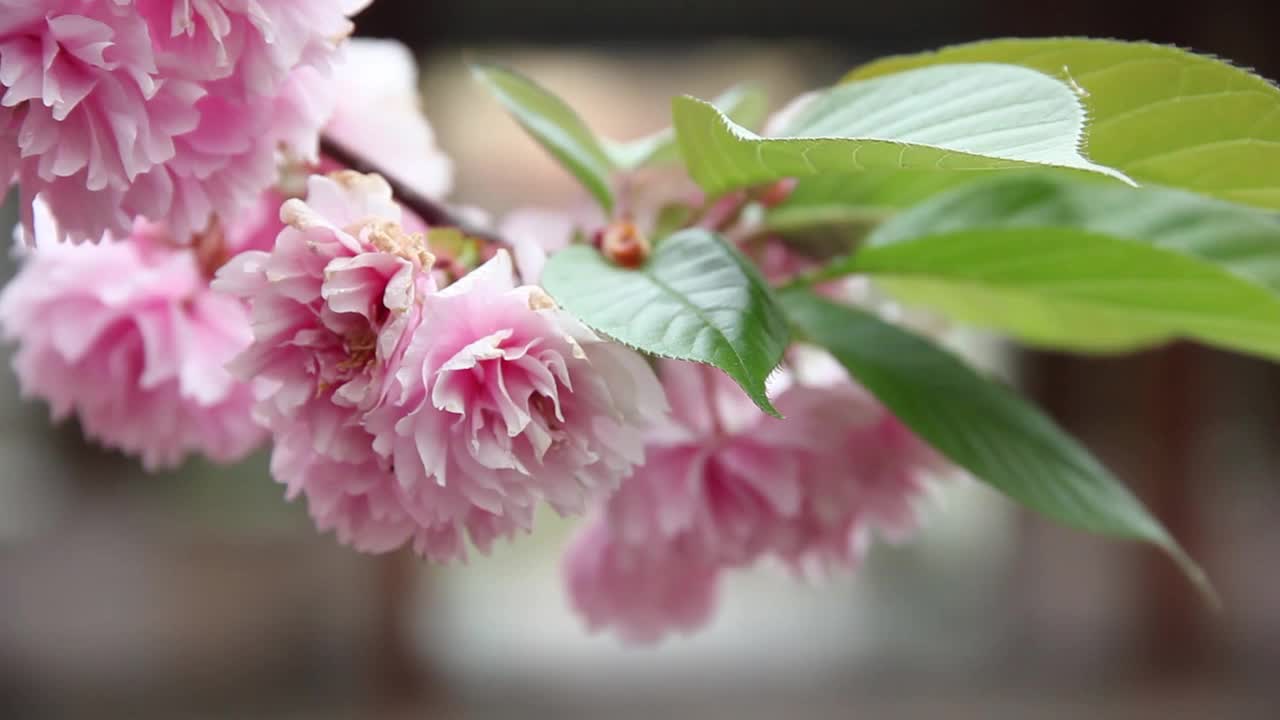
[845, 39, 1280, 211]
[426, 228, 481, 269]
[542, 229, 789, 416]
[472, 63, 616, 212]
[780, 288, 1213, 602]
[606, 84, 768, 169]
[673, 63, 1132, 197]
[816, 175, 1280, 357]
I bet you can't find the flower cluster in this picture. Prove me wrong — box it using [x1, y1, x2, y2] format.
[0, 2, 958, 645]
[0, 33, 455, 468]
[216, 172, 667, 559]
[0, 0, 367, 243]
[0, 200, 266, 470]
[563, 358, 947, 643]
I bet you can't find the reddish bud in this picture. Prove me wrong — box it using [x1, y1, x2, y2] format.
[755, 178, 798, 208]
[598, 220, 651, 269]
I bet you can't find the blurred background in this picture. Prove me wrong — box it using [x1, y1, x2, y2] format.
[3, 1, 1280, 718]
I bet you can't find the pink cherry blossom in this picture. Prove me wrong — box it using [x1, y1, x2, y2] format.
[216, 171, 535, 560]
[563, 358, 946, 642]
[1, 0, 363, 243]
[0, 1, 204, 240]
[0, 199, 266, 470]
[216, 171, 434, 418]
[219, 171, 665, 561]
[215, 171, 439, 554]
[134, 0, 370, 95]
[366, 249, 669, 559]
[564, 518, 720, 645]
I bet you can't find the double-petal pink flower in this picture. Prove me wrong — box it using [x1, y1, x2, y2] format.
[0, 200, 266, 469]
[218, 171, 667, 560]
[564, 359, 948, 643]
[0, 0, 365, 242]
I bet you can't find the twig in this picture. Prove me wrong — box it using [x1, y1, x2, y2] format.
[318, 134, 502, 244]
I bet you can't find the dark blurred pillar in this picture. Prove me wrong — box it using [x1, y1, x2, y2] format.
[371, 550, 423, 710]
[1136, 344, 1212, 677]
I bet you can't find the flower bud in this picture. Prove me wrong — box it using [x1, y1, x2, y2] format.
[594, 220, 651, 268]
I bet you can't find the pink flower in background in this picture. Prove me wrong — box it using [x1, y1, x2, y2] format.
[563, 358, 946, 642]
[367, 249, 668, 559]
[214, 35, 448, 271]
[604, 361, 851, 564]
[0, 0, 364, 243]
[123, 63, 337, 243]
[134, 0, 370, 94]
[0, 200, 266, 470]
[222, 36, 452, 258]
[0, 1, 203, 241]
[499, 207, 581, 284]
[564, 518, 720, 645]
[324, 37, 453, 199]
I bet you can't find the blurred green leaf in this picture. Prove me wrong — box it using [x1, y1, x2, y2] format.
[780, 288, 1214, 602]
[472, 63, 616, 212]
[816, 175, 1280, 357]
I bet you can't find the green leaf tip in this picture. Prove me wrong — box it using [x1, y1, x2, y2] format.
[845, 38, 1280, 211]
[779, 287, 1215, 607]
[471, 61, 616, 212]
[673, 63, 1133, 197]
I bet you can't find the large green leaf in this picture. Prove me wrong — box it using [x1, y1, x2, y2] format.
[761, 172, 963, 258]
[766, 170, 1059, 241]
[542, 229, 789, 416]
[845, 39, 1280, 211]
[767, 172, 965, 228]
[672, 63, 1132, 197]
[813, 176, 1280, 356]
[606, 84, 768, 169]
[472, 63, 616, 212]
[780, 288, 1212, 600]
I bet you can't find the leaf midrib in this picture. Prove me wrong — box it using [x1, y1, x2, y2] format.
[642, 252, 751, 380]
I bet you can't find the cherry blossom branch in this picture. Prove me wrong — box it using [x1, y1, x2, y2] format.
[318, 134, 501, 243]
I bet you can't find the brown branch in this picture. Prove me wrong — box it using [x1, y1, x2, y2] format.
[318, 134, 501, 243]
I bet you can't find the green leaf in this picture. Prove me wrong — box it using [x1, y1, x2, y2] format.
[867, 174, 1280, 291]
[845, 38, 1280, 211]
[768, 172, 962, 226]
[607, 84, 768, 169]
[767, 170, 1058, 238]
[672, 63, 1132, 197]
[780, 288, 1214, 602]
[472, 63, 616, 212]
[815, 175, 1280, 356]
[542, 229, 789, 415]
